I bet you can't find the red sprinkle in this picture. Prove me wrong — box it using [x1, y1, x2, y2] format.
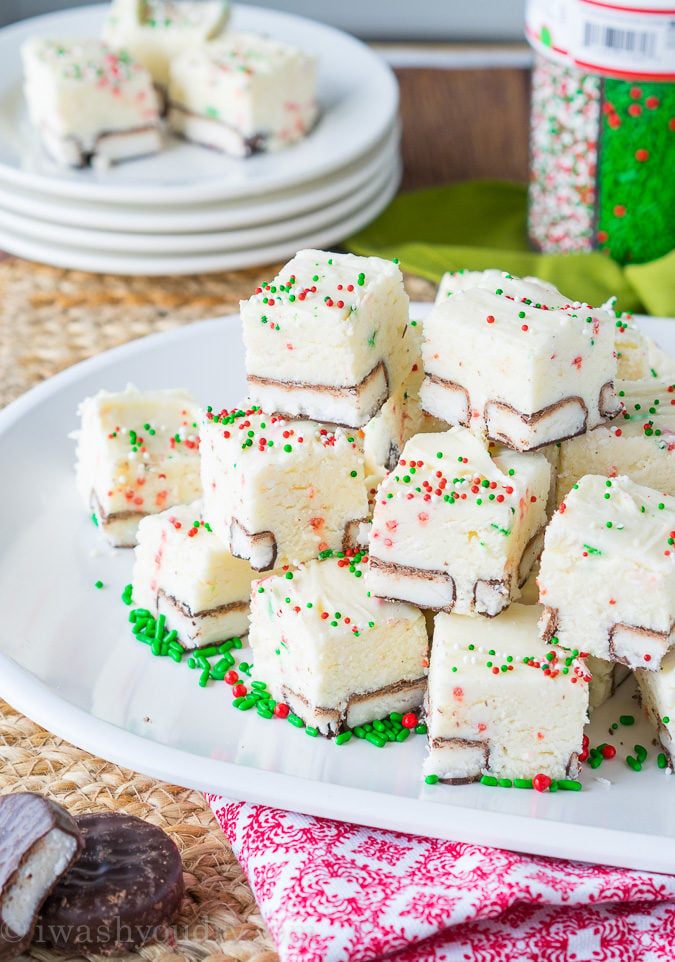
[224, 670, 239, 685]
[601, 745, 616, 759]
[274, 703, 290, 719]
[232, 683, 247, 698]
[401, 713, 418, 729]
[533, 774, 552, 793]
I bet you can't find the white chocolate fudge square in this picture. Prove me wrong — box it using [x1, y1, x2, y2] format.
[636, 654, 675, 767]
[242, 250, 413, 428]
[539, 475, 675, 670]
[75, 386, 201, 547]
[435, 269, 573, 308]
[132, 501, 256, 649]
[424, 605, 589, 783]
[368, 427, 550, 617]
[250, 556, 429, 735]
[104, 0, 229, 88]
[22, 38, 161, 168]
[518, 562, 629, 709]
[420, 287, 620, 451]
[168, 33, 317, 157]
[201, 405, 369, 571]
[556, 376, 675, 503]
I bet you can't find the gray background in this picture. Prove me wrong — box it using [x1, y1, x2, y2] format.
[0, 0, 527, 41]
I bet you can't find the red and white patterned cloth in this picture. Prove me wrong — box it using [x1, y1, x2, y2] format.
[207, 796, 675, 962]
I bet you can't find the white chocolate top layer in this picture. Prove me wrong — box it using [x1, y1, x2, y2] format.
[242, 249, 412, 393]
[435, 270, 574, 308]
[22, 38, 159, 144]
[75, 385, 201, 519]
[104, 0, 229, 86]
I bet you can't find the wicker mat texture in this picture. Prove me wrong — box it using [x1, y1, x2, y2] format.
[0, 257, 436, 962]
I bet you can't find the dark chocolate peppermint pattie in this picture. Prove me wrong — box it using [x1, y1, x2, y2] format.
[0, 792, 83, 961]
[35, 812, 184, 956]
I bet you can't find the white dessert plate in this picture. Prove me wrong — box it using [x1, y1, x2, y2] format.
[0, 123, 399, 235]
[0, 163, 400, 274]
[0, 4, 398, 205]
[0, 154, 397, 256]
[1, 303, 674, 873]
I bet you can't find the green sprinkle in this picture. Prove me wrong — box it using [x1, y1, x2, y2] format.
[626, 756, 642, 772]
[365, 731, 386, 748]
[658, 753, 668, 769]
[480, 775, 498, 786]
[514, 778, 533, 789]
[94, 580, 103, 589]
[198, 668, 210, 688]
[557, 779, 582, 791]
[305, 726, 318, 737]
[620, 714, 635, 726]
[663, 716, 670, 724]
[335, 731, 352, 745]
[634, 744, 648, 763]
[415, 723, 427, 735]
[288, 714, 305, 728]
[424, 774, 439, 785]
[498, 778, 513, 788]
[396, 729, 410, 742]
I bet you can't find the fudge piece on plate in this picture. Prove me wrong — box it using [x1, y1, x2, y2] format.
[132, 501, 257, 649]
[241, 250, 413, 428]
[104, 0, 229, 88]
[200, 405, 369, 571]
[75, 386, 201, 547]
[367, 427, 550, 616]
[423, 604, 589, 783]
[636, 654, 675, 768]
[250, 556, 429, 735]
[556, 375, 675, 502]
[539, 475, 675, 670]
[518, 562, 629, 709]
[420, 287, 620, 451]
[168, 33, 317, 157]
[22, 38, 161, 168]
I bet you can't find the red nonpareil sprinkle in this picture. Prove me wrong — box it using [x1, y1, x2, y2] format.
[274, 703, 290, 718]
[630, 86, 642, 100]
[320, 612, 329, 620]
[614, 204, 627, 218]
[521, 324, 529, 332]
[232, 683, 247, 698]
[533, 773, 552, 793]
[628, 103, 642, 117]
[646, 95, 660, 109]
[601, 744, 616, 759]
[224, 670, 239, 685]
[579, 734, 590, 763]
[635, 148, 649, 162]
[401, 713, 418, 729]
[486, 315, 495, 324]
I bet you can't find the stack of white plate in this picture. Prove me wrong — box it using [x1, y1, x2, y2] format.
[0, 3, 401, 275]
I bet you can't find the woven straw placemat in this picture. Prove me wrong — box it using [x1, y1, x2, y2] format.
[0, 257, 436, 962]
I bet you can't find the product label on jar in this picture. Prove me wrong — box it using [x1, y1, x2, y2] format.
[526, 0, 675, 79]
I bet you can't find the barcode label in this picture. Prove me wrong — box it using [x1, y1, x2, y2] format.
[525, 0, 675, 79]
[582, 22, 656, 59]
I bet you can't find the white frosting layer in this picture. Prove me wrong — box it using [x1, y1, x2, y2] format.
[242, 250, 413, 427]
[200, 405, 368, 569]
[22, 38, 160, 162]
[250, 557, 428, 731]
[420, 286, 618, 449]
[75, 386, 201, 546]
[424, 604, 589, 781]
[168, 32, 317, 155]
[539, 474, 675, 667]
[435, 269, 573, 308]
[557, 376, 675, 502]
[104, 0, 229, 86]
[368, 427, 550, 615]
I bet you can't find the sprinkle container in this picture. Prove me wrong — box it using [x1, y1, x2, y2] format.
[525, 0, 675, 263]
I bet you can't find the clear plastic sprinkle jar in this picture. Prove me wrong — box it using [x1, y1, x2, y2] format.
[525, 0, 675, 264]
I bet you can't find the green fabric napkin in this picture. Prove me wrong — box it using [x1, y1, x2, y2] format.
[345, 180, 675, 316]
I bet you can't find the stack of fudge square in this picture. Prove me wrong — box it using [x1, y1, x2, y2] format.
[76, 252, 675, 789]
[21, 0, 317, 168]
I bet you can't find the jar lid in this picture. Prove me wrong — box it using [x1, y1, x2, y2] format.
[525, 0, 675, 80]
